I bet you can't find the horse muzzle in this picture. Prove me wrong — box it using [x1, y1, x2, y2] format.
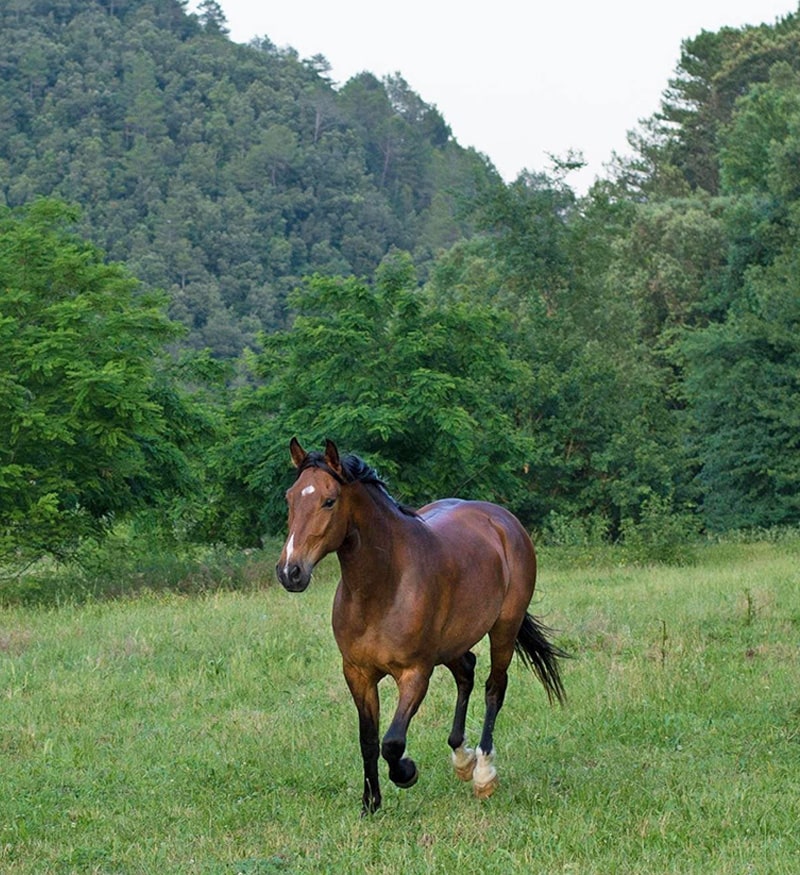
[276, 560, 313, 592]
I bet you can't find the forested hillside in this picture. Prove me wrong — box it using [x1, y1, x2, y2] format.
[0, 0, 493, 354]
[2, 0, 799, 572]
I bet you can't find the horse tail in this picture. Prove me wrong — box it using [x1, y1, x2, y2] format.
[515, 613, 568, 705]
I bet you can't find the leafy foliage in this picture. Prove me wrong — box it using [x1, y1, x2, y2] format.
[4, 1, 800, 562]
[0, 200, 195, 563]
[608, 10, 800, 533]
[208, 253, 534, 542]
[680, 259, 800, 530]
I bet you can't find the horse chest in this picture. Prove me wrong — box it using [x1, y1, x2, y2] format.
[332, 584, 434, 671]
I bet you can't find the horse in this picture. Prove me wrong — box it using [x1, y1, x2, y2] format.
[276, 438, 566, 815]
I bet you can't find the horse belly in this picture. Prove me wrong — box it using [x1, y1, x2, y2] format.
[436, 561, 507, 656]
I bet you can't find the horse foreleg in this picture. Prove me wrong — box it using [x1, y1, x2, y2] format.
[343, 662, 382, 816]
[382, 667, 430, 789]
[445, 651, 477, 780]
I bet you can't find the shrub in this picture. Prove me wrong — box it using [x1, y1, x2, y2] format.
[621, 493, 700, 566]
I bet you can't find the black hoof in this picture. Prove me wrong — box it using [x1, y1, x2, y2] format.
[390, 757, 419, 789]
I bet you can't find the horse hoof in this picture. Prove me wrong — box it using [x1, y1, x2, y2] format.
[455, 761, 476, 782]
[397, 769, 419, 789]
[473, 773, 499, 799]
[392, 758, 419, 789]
[360, 801, 380, 817]
[452, 745, 477, 781]
[472, 747, 497, 799]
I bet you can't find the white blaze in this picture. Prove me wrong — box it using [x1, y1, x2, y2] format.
[301, 485, 316, 496]
[283, 533, 295, 576]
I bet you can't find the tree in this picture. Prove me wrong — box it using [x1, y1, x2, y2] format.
[675, 60, 800, 530]
[0, 200, 193, 564]
[195, 0, 228, 35]
[467, 170, 686, 534]
[719, 61, 800, 195]
[679, 257, 800, 530]
[616, 12, 800, 197]
[0, 1, 494, 355]
[607, 196, 728, 338]
[206, 252, 534, 544]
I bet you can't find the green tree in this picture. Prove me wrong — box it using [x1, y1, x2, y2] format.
[719, 61, 800, 195]
[615, 11, 800, 197]
[0, 0, 494, 355]
[206, 253, 534, 544]
[679, 255, 800, 530]
[607, 196, 728, 338]
[468, 170, 685, 534]
[675, 59, 800, 530]
[0, 200, 193, 564]
[195, 0, 229, 35]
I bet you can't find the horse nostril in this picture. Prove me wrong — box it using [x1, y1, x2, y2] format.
[277, 560, 309, 591]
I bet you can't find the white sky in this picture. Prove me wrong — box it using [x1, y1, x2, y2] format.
[193, 0, 797, 192]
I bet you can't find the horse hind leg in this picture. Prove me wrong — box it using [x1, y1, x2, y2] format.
[473, 623, 517, 799]
[445, 651, 478, 781]
[473, 673, 505, 800]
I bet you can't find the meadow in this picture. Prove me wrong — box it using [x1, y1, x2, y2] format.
[1, 537, 798, 874]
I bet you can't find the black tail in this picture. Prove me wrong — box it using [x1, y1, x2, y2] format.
[515, 613, 568, 705]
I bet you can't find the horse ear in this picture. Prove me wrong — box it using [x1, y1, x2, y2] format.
[289, 437, 306, 468]
[324, 438, 342, 474]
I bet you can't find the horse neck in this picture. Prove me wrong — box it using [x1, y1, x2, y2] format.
[336, 484, 416, 589]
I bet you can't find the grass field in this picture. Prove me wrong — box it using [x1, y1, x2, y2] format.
[1, 538, 799, 873]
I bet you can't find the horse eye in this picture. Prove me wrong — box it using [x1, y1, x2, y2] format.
[322, 498, 336, 509]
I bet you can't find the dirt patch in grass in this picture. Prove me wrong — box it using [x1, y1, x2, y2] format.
[0, 627, 32, 655]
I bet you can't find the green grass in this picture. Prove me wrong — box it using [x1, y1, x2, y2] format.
[1, 540, 799, 873]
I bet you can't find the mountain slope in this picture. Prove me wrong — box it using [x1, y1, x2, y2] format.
[0, 0, 497, 354]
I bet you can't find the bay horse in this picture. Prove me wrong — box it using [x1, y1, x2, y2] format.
[276, 438, 566, 815]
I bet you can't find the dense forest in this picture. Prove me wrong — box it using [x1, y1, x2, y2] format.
[0, 0, 489, 354]
[2, 0, 799, 571]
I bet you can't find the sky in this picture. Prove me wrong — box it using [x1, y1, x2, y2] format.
[192, 0, 797, 193]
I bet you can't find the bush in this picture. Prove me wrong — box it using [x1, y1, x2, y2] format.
[621, 494, 700, 566]
[0, 523, 283, 607]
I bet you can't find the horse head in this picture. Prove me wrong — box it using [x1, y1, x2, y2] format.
[276, 438, 351, 592]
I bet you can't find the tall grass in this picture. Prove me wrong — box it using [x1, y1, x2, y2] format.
[0, 533, 285, 607]
[1, 539, 798, 873]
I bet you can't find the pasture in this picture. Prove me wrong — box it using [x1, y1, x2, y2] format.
[1, 538, 798, 873]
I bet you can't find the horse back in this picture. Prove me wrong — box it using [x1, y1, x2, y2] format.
[417, 498, 536, 597]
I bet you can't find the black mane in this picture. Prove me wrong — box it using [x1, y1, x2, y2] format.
[297, 451, 418, 518]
